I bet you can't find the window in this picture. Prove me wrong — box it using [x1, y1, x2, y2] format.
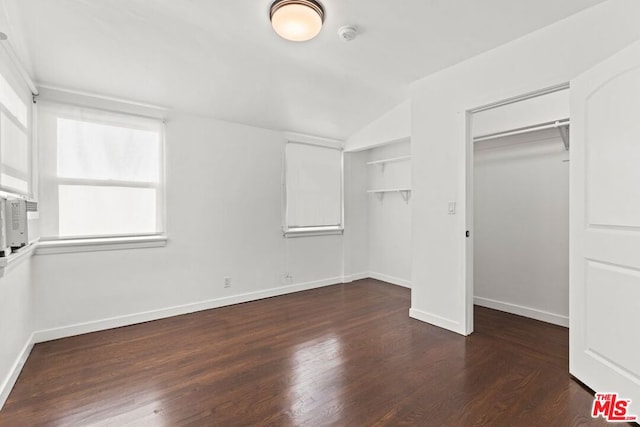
[0, 66, 31, 195]
[284, 142, 343, 235]
[38, 101, 164, 240]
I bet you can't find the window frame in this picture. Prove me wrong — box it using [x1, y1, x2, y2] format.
[36, 91, 167, 248]
[283, 138, 344, 238]
[0, 67, 33, 197]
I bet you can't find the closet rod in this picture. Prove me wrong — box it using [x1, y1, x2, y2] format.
[473, 119, 570, 143]
[469, 83, 569, 114]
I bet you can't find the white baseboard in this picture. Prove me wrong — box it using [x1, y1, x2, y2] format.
[342, 272, 368, 283]
[0, 333, 34, 410]
[474, 296, 569, 328]
[33, 275, 404, 344]
[409, 308, 467, 336]
[33, 277, 346, 344]
[368, 272, 411, 288]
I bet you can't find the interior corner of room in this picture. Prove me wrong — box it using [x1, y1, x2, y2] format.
[1, 0, 639, 424]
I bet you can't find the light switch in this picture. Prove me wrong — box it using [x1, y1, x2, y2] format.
[448, 202, 456, 215]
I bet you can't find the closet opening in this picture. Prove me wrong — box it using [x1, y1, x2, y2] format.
[365, 138, 412, 288]
[466, 86, 570, 333]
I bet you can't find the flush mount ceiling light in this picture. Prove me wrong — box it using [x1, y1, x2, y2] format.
[270, 0, 325, 42]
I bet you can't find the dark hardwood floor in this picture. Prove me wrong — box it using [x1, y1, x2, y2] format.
[0, 279, 607, 426]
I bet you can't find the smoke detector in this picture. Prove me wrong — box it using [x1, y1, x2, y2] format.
[338, 26, 358, 42]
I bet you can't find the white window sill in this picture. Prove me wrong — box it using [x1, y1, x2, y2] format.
[35, 235, 168, 255]
[283, 227, 344, 238]
[0, 242, 37, 277]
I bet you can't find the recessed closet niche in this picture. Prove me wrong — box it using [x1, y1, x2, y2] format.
[472, 89, 570, 326]
[365, 139, 412, 287]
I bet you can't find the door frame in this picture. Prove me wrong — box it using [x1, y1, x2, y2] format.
[463, 82, 571, 335]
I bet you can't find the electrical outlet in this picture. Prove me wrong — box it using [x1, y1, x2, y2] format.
[224, 277, 231, 288]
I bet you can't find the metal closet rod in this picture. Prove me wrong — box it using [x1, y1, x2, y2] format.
[473, 119, 570, 143]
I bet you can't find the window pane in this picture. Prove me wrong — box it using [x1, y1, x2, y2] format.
[57, 118, 160, 183]
[0, 72, 28, 127]
[58, 185, 157, 237]
[1, 112, 29, 173]
[286, 143, 342, 228]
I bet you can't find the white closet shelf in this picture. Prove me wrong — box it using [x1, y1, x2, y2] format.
[367, 188, 411, 203]
[366, 155, 411, 166]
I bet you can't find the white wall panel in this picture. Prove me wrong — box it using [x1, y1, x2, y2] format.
[587, 68, 640, 227]
[586, 260, 640, 380]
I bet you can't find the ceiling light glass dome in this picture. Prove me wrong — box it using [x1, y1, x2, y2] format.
[270, 0, 325, 42]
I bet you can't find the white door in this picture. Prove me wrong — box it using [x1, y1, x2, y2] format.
[570, 39, 640, 414]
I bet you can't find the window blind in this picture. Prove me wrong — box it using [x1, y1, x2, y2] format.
[285, 142, 342, 232]
[37, 100, 164, 239]
[0, 48, 32, 196]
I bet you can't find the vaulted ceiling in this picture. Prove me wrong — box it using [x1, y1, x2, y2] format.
[2, 0, 606, 139]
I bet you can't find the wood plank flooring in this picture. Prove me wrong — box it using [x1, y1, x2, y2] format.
[0, 279, 607, 426]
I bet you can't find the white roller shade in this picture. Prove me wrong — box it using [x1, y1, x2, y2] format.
[285, 142, 342, 230]
[38, 100, 164, 239]
[0, 46, 32, 195]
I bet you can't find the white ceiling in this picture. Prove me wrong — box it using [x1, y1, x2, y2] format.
[3, 0, 605, 139]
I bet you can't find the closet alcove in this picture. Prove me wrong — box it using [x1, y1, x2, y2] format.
[365, 138, 412, 288]
[471, 88, 570, 326]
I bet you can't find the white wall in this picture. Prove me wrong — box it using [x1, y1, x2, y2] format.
[474, 129, 569, 326]
[409, 0, 640, 335]
[0, 259, 33, 407]
[0, 25, 37, 409]
[343, 151, 370, 280]
[367, 141, 412, 287]
[345, 100, 410, 152]
[31, 114, 361, 339]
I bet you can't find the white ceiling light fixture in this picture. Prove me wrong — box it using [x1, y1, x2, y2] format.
[270, 0, 325, 42]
